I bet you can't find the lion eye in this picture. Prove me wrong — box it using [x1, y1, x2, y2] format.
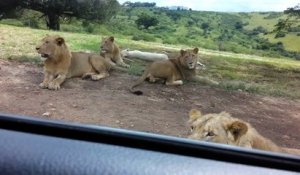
[45, 41, 49, 44]
[190, 126, 194, 131]
[206, 131, 215, 137]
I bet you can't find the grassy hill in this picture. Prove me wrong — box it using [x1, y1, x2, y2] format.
[244, 12, 300, 52]
[0, 24, 300, 99]
[1, 7, 300, 59]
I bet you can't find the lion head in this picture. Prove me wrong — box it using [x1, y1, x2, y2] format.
[188, 109, 248, 146]
[178, 48, 199, 69]
[100, 36, 115, 54]
[36, 35, 70, 62]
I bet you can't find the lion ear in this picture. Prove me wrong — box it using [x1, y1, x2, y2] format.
[228, 121, 248, 141]
[56, 37, 65, 46]
[193, 48, 199, 54]
[189, 109, 202, 122]
[109, 36, 114, 42]
[180, 49, 187, 56]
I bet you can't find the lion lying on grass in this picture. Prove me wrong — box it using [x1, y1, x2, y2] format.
[188, 109, 300, 155]
[130, 48, 218, 95]
[36, 35, 112, 90]
[121, 49, 206, 70]
[100, 36, 130, 68]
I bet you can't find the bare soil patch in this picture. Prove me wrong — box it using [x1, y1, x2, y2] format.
[0, 59, 299, 149]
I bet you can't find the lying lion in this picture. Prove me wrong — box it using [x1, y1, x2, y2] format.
[36, 35, 112, 90]
[130, 48, 218, 95]
[100, 36, 130, 68]
[188, 109, 300, 155]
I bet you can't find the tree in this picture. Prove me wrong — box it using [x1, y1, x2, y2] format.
[0, 0, 19, 19]
[0, 0, 120, 30]
[165, 11, 181, 22]
[200, 22, 210, 36]
[135, 13, 158, 29]
[273, 4, 300, 33]
[234, 21, 243, 30]
[123, 2, 156, 8]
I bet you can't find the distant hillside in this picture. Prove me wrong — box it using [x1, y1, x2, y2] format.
[1, 7, 299, 59]
[110, 7, 300, 59]
[165, 6, 190, 11]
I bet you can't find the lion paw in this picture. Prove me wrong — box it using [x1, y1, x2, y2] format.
[48, 82, 60, 90]
[39, 82, 48, 89]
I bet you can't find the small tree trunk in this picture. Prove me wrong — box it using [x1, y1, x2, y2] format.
[46, 13, 60, 30]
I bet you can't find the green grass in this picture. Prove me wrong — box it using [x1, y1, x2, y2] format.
[266, 33, 300, 52]
[202, 55, 300, 98]
[243, 12, 300, 52]
[1, 24, 300, 98]
[128, 59, 147, 76]
[244, 12, 285, 31]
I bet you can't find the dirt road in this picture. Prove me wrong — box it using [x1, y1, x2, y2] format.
[0, 59, 299, 149]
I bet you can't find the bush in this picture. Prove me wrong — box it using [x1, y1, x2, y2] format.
[132, 33, 156, 42]
[135, 13, 159, 29]
[248, 26, 268, 36]
[162, 37, 178, 44]
[0, 19, 24, 27]
[85, 25, 94, 33]
[23, 19, 39, 29]
[275, 31, 286, 38]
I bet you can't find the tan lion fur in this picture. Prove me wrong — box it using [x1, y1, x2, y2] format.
[100, 36, 130, 68]
[130, 48, 217, 95]
[188, 109, 300, 155]
[36, 35, 111, 90]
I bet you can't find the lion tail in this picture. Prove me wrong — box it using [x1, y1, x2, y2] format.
[110, 65, 128, 72]
[191, 76, 219, 86]
[129, 66, 150, 95]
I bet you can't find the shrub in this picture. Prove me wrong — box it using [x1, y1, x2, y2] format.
[23, 19, 39, 29]
[135, 13, 159, 29]
[132, 33, 156, 42]
[275, 31, 286, 38]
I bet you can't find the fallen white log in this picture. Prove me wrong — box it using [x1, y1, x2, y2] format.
[121, 49, 168, 61]
[121, 49, 206, 69]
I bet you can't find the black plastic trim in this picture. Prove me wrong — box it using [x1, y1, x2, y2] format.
[0, 112, 299, 172]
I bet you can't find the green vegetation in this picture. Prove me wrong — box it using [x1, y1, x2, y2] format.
[0, 2, 299, 98]
[1, 6, 300, 58]
[0, 0, 120, 30]
[0, 24, 300, 99]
